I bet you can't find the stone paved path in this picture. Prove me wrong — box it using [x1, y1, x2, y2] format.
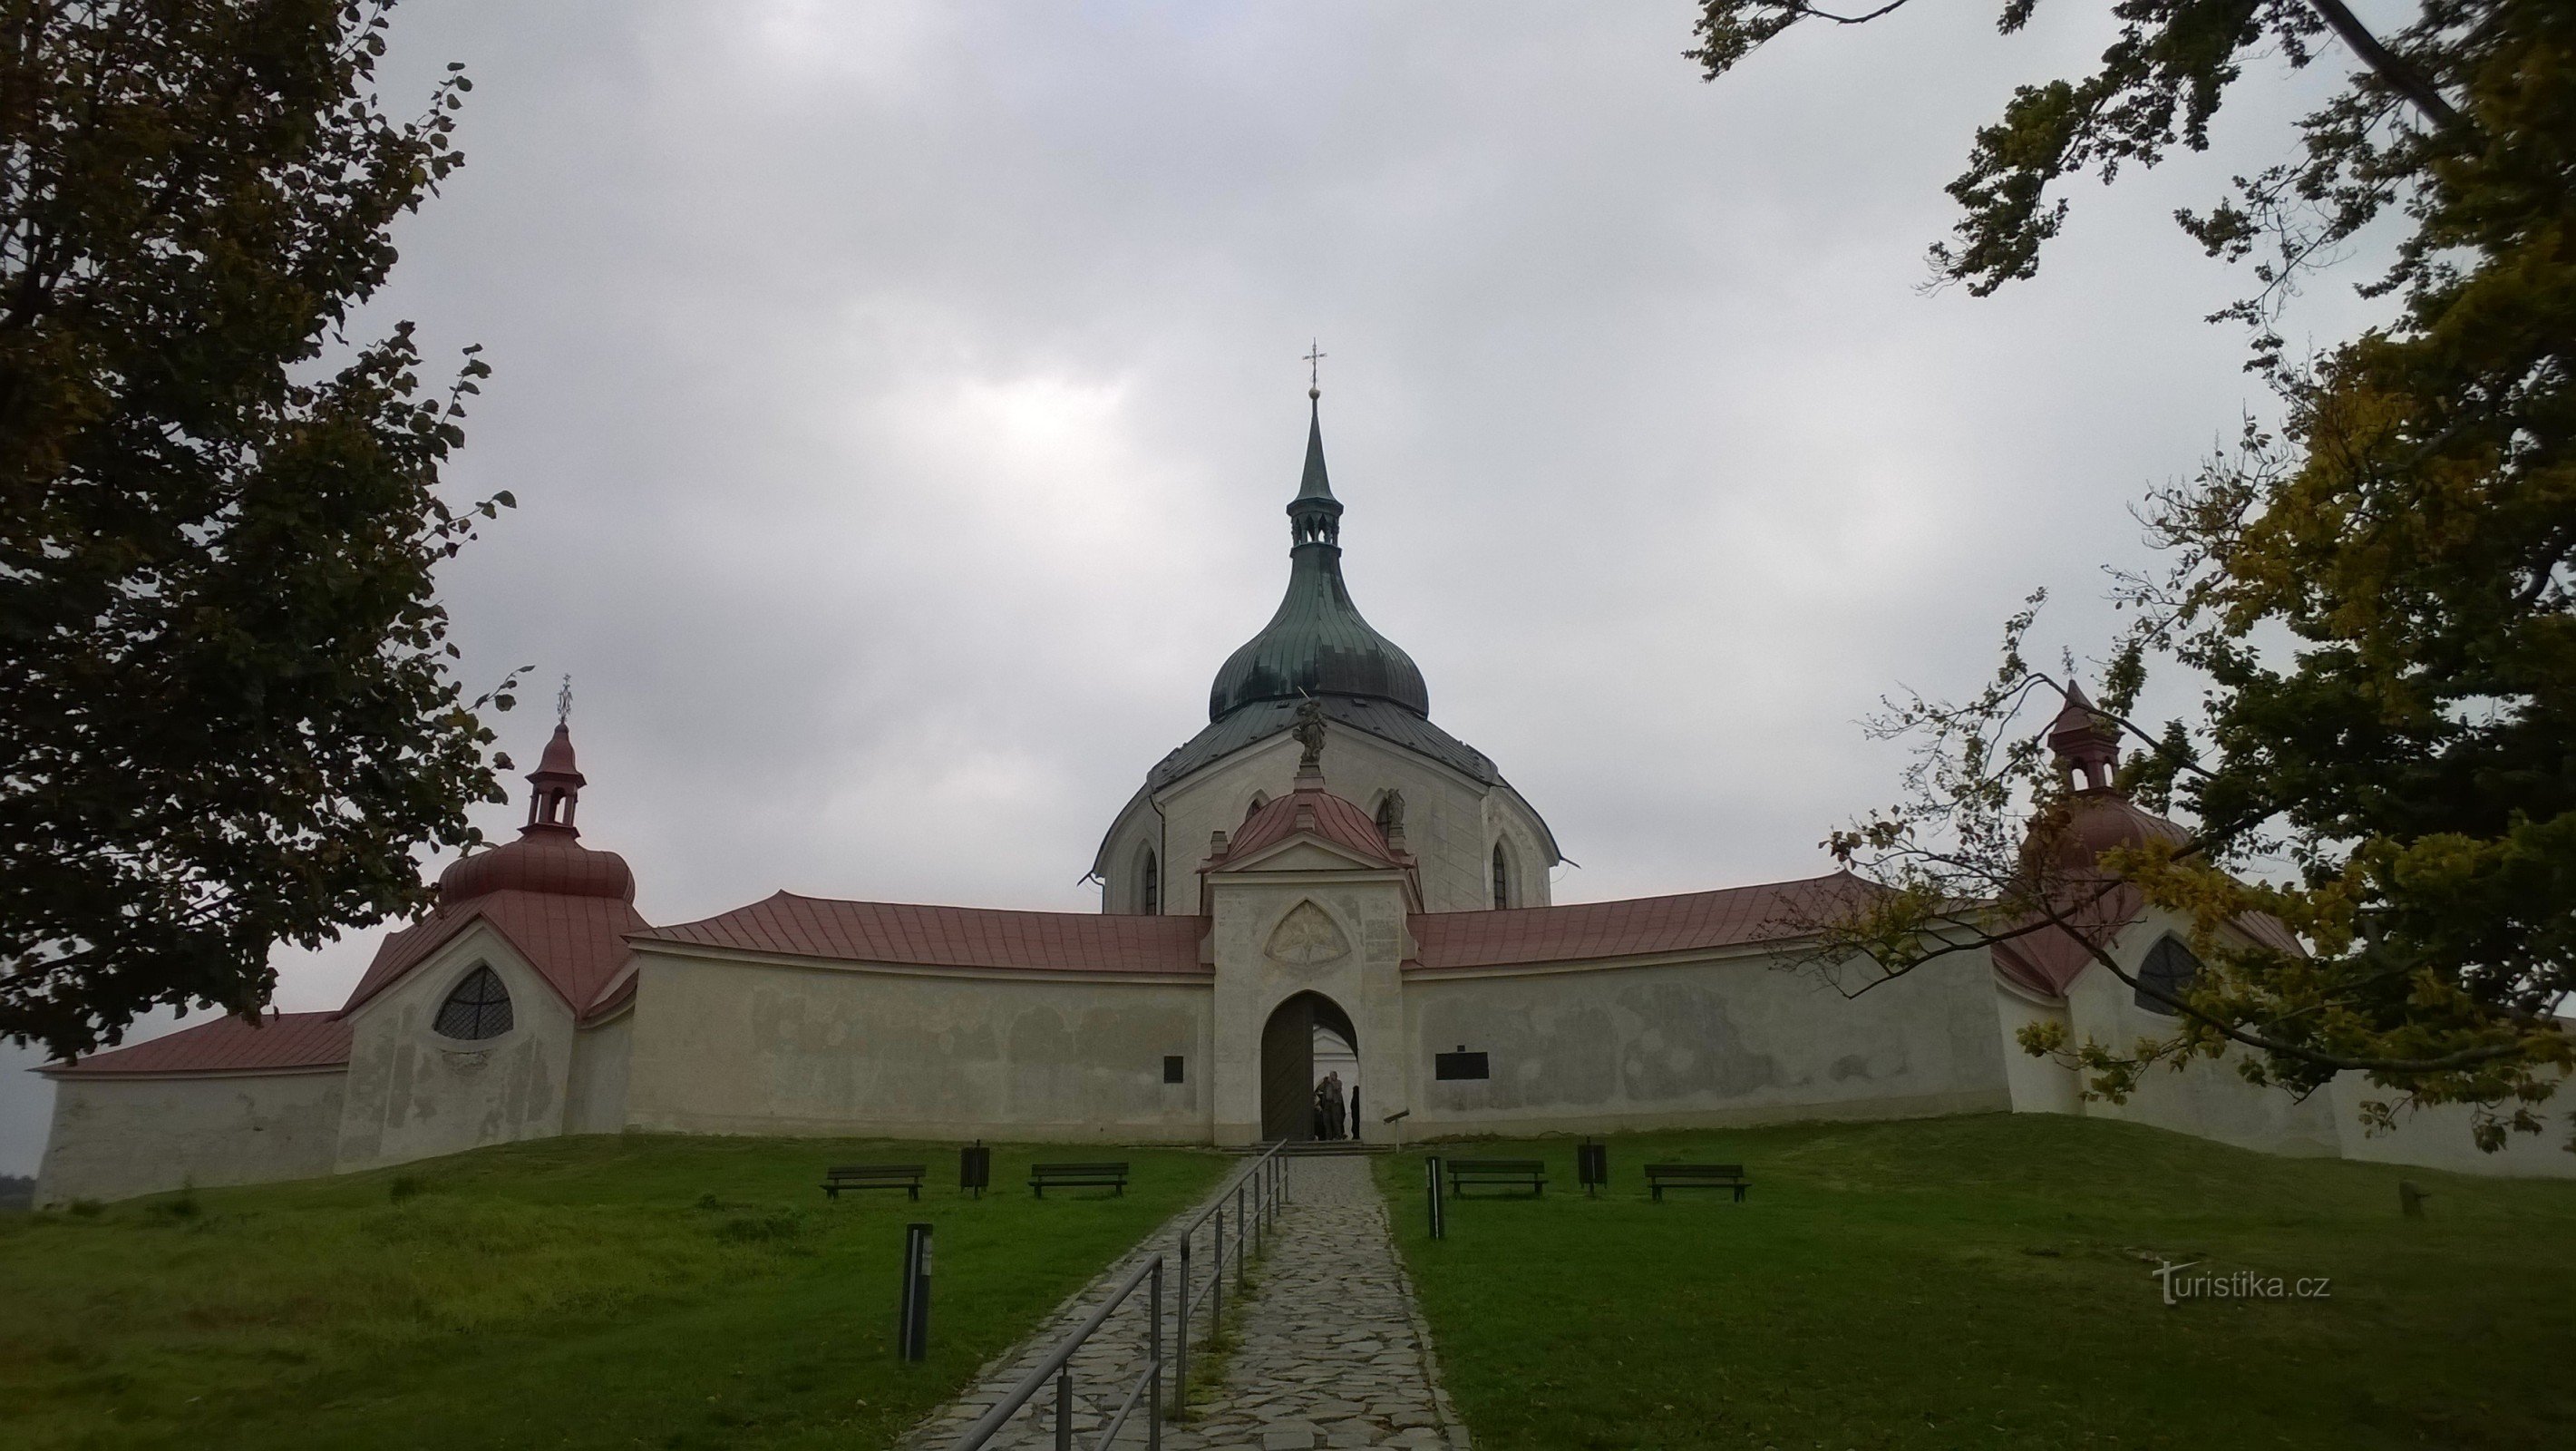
[904, 1154, 1466, 1451]
[1163, 1155, 1466, 1451]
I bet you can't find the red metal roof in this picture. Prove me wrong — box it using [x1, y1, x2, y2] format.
[40, 1011, 352, 1078]
[1409, 873, 1882, 969]
[1990, 882, 2307, 999]
[639, 892, 1208, 975]
[1216, 783, 1401, 870]
[342, 890, 646, 1020]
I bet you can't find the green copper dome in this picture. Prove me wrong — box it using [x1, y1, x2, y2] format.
[1207, 402, 1431, 722]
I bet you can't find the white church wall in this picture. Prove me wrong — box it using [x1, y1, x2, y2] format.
[2062, 925, 2346, 1158]
[1993, 979, 2080, 1115]
[565, 1009, 634, 1136]
[33, 1068, 346, 1207]
[1206, 871, 1411, 1144]
[1118, 725, 1541, 918]
[2323, 1076, 2576, 1179]
[1400, 946, 2012, 1137]
[334, 923, 578, 1174]
[622, 950, 1213, 1142]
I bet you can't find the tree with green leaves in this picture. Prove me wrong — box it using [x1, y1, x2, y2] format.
[1, 0, 520, 1061]
[1694, 1, 2572, 1148]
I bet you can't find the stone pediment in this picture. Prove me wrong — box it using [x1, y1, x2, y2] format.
[1264, 900, 1351, 967]
[1235, 840, 1380, 873]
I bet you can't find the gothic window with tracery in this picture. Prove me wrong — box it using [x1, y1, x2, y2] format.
[434, 966, 514, 1040]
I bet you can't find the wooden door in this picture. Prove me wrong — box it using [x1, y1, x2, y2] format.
[1260, 998, 1316, 1141]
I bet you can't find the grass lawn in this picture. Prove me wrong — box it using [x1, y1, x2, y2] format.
[0, 1134, 1229, 1450]
[1376, 1114, 2576, 1450]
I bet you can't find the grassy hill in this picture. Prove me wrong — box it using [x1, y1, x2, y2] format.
[1377, 1114, 2576, 1450]
[0, 1135, 1229, 1450]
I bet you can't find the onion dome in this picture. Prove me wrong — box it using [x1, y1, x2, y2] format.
[1207, 397, 1431, 721]
[438, 721, 637, 904]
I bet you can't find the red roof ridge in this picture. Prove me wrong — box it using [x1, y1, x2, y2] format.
[42, 1010, 354, 1078]
[1209, 779, 1404, 872]
[1410, 872, 1881, 970]
[341, 890, 644, 1020]
[638, 894, 1206, 975]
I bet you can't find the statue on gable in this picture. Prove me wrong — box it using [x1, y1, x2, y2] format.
[1291, 696, 1327, 771]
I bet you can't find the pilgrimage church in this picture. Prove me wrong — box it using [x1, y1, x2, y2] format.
[33, 396, 2571, 1203]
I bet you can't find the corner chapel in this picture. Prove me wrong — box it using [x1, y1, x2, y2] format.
[34, 394, 2571, 1205]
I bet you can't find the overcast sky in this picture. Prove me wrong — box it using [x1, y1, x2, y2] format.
[2, 1, 2396, 1176]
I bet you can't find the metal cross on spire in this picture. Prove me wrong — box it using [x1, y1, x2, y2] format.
[556, 674, 573, 726]
[1303, 339, 1326, 400]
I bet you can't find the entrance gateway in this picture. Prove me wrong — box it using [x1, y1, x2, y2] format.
[1259, 990, 1357, 1142]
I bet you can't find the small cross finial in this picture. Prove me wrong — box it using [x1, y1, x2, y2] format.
[556, 674, 573, 726]
[1303, 340, 1326, 400]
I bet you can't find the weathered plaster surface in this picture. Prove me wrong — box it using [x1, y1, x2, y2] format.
[1103, 727, 1551, 917]
[565, 1011, 633, 1135]
[335, 923, 574, 1173]
[622, 951, 1213, 1142]
[34, 1069, 345, 1207]
[1208, 871, 1411, 1144]
[1399, 949, 2013, 1137]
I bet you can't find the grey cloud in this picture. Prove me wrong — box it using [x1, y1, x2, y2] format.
[0, 1, 2378, 1172]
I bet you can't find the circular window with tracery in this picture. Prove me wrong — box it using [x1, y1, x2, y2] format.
[433, 965, 514, 1040]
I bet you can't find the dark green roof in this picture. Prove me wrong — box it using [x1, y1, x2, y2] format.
[1207, 402, 1429, 720]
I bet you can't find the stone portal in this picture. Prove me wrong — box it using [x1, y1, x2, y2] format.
[1261, 991, 1357, 1142]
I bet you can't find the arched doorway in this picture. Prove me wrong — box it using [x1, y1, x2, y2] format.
[1260, 991, 1359, 1142]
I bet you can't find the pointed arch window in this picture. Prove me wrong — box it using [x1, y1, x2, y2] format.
[1245, 793, 1269, 823]
[1492, 843, 1511, 910]
[2134, 936, 2202, 1016]
[434, 966, 514, 1040]
[1140, 849, 1161, 916]
[1375, 791, 1405, 838]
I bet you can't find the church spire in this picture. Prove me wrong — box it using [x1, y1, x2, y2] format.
[525, 679, 588, 833]
[1289, 394, 1342, 547]
[2046, 682, 2123, 793]
[1204, 379, 1429, 722]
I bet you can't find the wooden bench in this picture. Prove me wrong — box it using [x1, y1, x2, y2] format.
[821, 1164, 925, 1201]
[1446, 1159, 1547, 1197]
[1029, 1162, 1129, 1197]
[1644, 1163, 1751, 1203]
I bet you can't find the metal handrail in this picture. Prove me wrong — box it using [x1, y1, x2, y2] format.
[950, 1252, 1165, 1450]
[947, 1143, 1289, 1450]
[1172, 1140, 1288, 1411]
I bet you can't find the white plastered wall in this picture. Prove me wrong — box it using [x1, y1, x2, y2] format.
[1100, 725, 1553, 917]
[334, 921, 577, 1173]
[2058, 911, 2576, 1176]
[1206, 862, 1411, 1145]
[565, 1008, 634, 1135]
[1398, 943, 2013, 1137]
[33, 1067, 346, 1207]
[621, 949, 1213, 1142]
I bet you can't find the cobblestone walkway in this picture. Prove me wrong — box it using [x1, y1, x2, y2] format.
[1164, 1155, 1466, 1451]
[902, 1154, 1466, 1451]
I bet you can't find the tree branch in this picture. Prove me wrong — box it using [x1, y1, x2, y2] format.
[2301, 0, 2463, 131]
